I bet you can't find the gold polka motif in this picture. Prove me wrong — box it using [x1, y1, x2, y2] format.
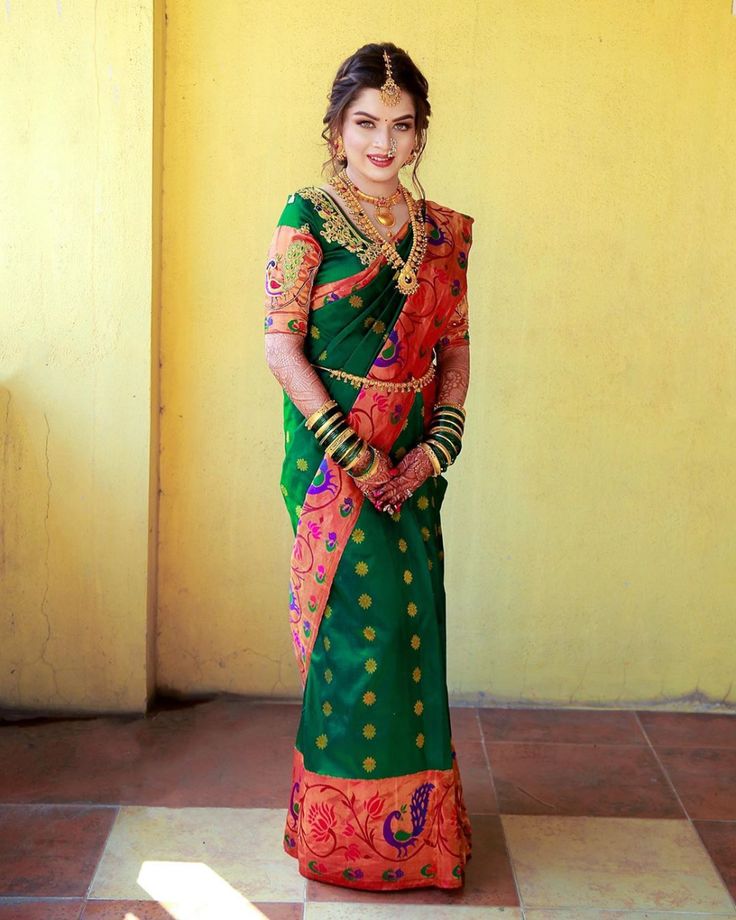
[421, 527, 430, 541]
[316, 734, 328, 749]
[414, 700, 424, 715]
[363, 723, 376, 739]
[355, 561, 369, 576]
[363, 625, 376, 641]
[390, 510, 401, 522]
[322, 701, 333, 716]
[365, 658, 378, 674]
[349, 294, 363, 308]
[352, 528, 365, 544]
[417, 496, 429, 510]
[412, 666, 422, 683]
[323, 635, 331, 651]
[410, 634, 421, 650]
[416, 732, 425, 748]
[324, 604, 332, 618]
[324, 668, 333, 684]
[358, 593, 372, 609]
[428, 558, 433, 571]
[363, 690, 377, 706]
[363, 756, 377, 772]
[407, 602, 417, 617]
[398, 538, 408, 553]
[403, 570, 413, 584]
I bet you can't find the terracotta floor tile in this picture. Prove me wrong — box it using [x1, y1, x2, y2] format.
[306, 906, 522, 919]
[453, 741, 497, 814]
[0, 700, 297, 808]
[0, 805, 116, 898]
[450, 708, 482, 743]
[88, 806, 304, 903]
[479, 708, 645, 745]
[0, 902, 83, 920]
[306, 814, 518, 906]
[502, 814, 736, 911]
[638, 711, 736, 749]
[525, 911, 736, 919]
[656, 747, 736, 820]
[486, 741, 683, 817]
[694, 820, 736, 900]
[82, 899, 304, 918]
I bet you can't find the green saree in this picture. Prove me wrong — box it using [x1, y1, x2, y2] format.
[264, 184, 474, 891]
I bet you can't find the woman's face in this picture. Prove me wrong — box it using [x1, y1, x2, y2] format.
[338, 87, 417, 190]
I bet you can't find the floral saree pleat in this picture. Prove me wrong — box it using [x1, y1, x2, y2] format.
[266, 187, 474, 891]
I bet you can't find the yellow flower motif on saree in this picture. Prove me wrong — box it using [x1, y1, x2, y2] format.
[412, 666, 422, 683]
[410, 634, 421, 650]
[324, 604, 332, 618]
[363, 690, 376, 706]
[421, 527, 430, 541]
[417, 496, 429, 510]
[355, 561, 369, 576]
[414, 700, 424, 715]
[398, 538, 408, 553]
[323, 636, 331, 651]
[362, 756, 376, 772]
[318, 349, 328, 360]
[363, 626, 376, 641]
[371, 319, 386, 335]
[403, 570, 413, 584]
[390, 511, 401, 522]
[316, 734, 328, 749]
[428, 559, 433, 571]
[416, 732, 425, 748]
[352, 529, 365, 544]
[322, 701, 332, 716]
[280, 484, 288, 497]
[362, 723, 376, 739]
[324, 668, 333, 683]
[407, 602, 417, 617]
[358, 593, 372, 609]
[296, 458, 308, 471]
[295, 504, 302, 517]
[310, 325, 320, 339]
[365, 658, 378, 674]
[349, 294, 363, 308]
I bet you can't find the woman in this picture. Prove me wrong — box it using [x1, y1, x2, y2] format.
[264, 41, 475, 892]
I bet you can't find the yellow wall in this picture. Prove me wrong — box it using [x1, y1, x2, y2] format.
[2, 1, 735, 713]
[0, 2, 155, 712]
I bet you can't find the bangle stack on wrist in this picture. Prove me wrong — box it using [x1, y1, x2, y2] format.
[304, 398, 374, 477]
[422, 401, 466, 474]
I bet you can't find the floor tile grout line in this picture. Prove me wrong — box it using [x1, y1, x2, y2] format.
[633, 709, 736, 911]
[82, 804, 121, 904]
[475, 707, 525, 911]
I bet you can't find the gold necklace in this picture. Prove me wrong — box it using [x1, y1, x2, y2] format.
[349, 182, 403, 229]
[329, 169, 427, 295]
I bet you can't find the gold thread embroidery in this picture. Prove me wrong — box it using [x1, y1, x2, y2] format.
[296, 186, 383, 266]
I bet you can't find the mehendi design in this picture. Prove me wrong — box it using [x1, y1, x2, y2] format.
[435, 346, 469, 408]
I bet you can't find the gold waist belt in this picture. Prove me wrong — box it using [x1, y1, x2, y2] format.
[313, 362, 436, 393]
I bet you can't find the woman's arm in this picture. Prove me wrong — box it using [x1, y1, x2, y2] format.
[434, 342, 470, 407]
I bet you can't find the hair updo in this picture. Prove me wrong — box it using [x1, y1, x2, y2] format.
[321, 42, 431, 203]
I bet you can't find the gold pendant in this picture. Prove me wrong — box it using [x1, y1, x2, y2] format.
[375, 206, 395, 227]
[396, 265, 417, 294]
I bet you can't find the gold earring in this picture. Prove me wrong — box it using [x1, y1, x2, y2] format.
[334, 136, 346, 162]
[403, 148, 417, 166]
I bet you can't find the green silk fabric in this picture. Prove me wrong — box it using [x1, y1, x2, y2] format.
[277, 191, 454, 780]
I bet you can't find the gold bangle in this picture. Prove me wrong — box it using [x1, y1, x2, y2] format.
[426, 438, 453, 467]
[433, 407, 466, 425]
[353, 446, 379, 481]
[332, 432, 362, 466]
[314, 409, 345, 441]
[434, 401, 466, 414]
[430, 424, 463, 441]
[324, 428, 354, 458]
[419, 442, 442, 476]
[305, 398, 338, 431]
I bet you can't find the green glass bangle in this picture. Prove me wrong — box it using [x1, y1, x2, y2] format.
[430, 433, 460, 460]
[313, 408, 345, 440]
[425, 438, 452, 470]
[432, 413, 464, 435]
[332, 432, 362, 465]
[337, 437, 366, 469]
[429, 430, 462, 454]
[317, 416, 349, 447]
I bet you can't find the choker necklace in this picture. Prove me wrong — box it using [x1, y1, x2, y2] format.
[346, 179, 403, 229]
[329, 169, 427, 295]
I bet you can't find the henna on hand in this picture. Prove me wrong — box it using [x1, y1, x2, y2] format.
[370, 445, 434, 511]
[435, 343, 470, 407]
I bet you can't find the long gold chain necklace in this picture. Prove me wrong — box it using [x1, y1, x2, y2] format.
[329, 169, 427, 295]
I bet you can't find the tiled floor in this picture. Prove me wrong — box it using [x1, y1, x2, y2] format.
[0, 699, 735, 919]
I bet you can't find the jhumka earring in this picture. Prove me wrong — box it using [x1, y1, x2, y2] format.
[379, 50, 401, 107]
[334, 135, 347, 163]
[403, 147, 417, 166]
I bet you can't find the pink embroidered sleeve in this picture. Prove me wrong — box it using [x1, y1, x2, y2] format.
[436, 213, 473, 354]
[264, 220, 323, 337]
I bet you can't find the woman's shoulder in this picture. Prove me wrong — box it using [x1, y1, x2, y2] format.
[424, 198, 475, 245]
[424, 197, 474, 225]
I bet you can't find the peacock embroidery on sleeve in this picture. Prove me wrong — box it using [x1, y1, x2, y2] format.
[264, 223, 323, 336]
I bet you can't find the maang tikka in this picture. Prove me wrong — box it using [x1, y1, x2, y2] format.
[379, 50, 401, 106]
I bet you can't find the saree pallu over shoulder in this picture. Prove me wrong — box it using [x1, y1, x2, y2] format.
[265, 186, 475, 891]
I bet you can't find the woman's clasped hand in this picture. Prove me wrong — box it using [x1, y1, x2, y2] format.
[354, 443, 435, 514]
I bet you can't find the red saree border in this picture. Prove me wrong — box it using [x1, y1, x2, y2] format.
[283, 741, 472, 891]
